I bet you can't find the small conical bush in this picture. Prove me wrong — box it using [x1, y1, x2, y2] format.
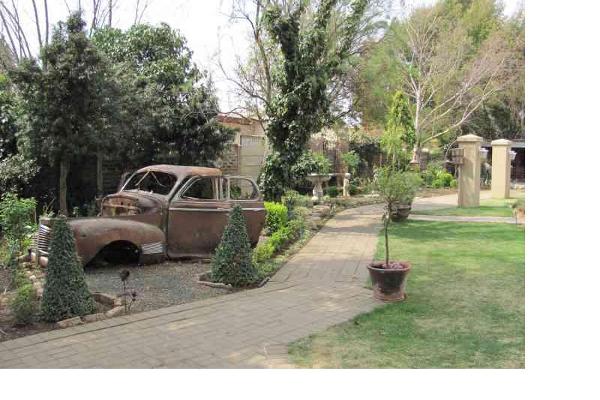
[211, 205, 258, 287]
[41, 217, 96, 322]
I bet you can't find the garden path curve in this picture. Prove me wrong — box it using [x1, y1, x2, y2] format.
[0, 204, 383, 368]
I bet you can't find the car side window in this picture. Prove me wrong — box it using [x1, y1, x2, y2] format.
[227, 177, 259, 200]
[181, 177, 215, 200]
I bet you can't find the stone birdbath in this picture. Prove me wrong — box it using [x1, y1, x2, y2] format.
[307, 173, 332, 203]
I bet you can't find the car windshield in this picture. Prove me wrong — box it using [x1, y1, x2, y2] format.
[122, 171, 177, 195]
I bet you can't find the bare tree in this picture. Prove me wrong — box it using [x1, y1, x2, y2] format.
[134, 0, 149, 25]
[385, 5, 512, 162]
[0, 0, 125, 64]
[0, 0, 33, 61]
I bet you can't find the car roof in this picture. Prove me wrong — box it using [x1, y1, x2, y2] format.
[136, 164, 223, 179]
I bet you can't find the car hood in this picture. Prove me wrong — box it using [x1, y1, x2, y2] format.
[101, 191, 166, 216]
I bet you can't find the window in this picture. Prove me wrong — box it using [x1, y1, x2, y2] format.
[227, 177, 259, 200]
[123, 171, 177, 195]
[181, 178, 215, 200]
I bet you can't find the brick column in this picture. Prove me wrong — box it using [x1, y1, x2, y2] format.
[491, 139, 512, 199]
[457, 134, 483, 208]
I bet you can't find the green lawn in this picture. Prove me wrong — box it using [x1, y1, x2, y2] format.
[288, 220, 525, 368]
[412, 198, 521, 217]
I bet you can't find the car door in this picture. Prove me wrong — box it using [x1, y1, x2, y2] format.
[167, 175, 230, 258]
[223, 176, 266, 247]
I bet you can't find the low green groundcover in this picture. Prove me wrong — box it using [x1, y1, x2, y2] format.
[289, 220, 524, 368]
[411, 198, 521, 217]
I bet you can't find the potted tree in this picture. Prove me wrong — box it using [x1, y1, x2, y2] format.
[368, 167, 422, 301]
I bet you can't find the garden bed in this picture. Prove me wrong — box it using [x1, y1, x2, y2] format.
[1, 192, 395, 343]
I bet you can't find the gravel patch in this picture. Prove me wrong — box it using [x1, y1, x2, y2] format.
[84, 259, 227, 313]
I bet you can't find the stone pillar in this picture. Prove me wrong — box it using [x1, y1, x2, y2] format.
[457, 134, 483, 208]
[491, 139, 512, 199]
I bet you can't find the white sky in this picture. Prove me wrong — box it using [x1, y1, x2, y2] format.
[8, 0, 523, 110]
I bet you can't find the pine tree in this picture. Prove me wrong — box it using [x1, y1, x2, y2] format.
[211, 205, 258, 287]
[41, 217, 95, 322]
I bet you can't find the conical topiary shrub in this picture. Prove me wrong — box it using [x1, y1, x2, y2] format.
[41, 217, 96, 322]
[211, 205, 258, 287]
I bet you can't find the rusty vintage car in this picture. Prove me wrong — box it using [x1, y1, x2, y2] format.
[33, 165, 266, 267]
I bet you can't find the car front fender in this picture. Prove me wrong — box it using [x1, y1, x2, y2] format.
[67, 218, 166, 266]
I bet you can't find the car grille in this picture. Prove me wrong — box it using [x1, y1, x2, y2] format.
[34, 224, 52, 256]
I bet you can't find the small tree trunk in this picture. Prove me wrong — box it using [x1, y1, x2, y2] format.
[96, 151, 103, 198]
[384, 206, 390, 267]
[59, 158, 69, 216]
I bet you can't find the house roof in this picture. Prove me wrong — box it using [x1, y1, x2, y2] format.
[217, 114, 260, 125]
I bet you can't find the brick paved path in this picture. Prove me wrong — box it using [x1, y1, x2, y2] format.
[0, 204, 383, 368]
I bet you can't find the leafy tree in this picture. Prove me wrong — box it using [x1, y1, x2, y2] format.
[0, 73, 38, 194]
[92, 24, 235, 171]
[41, 216, 96, 322]
[258, 0, 369, 200]
[211, 205, 258, 287]
[223, 0, 387, 125]
[0, 73, 17, 159]
[341, 150, 360, 175]
[348, 129, 380, 177]
[380, 90, 415, 170]
[10, 12, 114, 215]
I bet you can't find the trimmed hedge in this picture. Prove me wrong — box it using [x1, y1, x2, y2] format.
[41, 217, 96, 322]
[252, 212, 306, 264]
[211, 205, 258, 287]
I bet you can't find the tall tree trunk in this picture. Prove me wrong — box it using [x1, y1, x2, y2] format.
[96, 151, 103, 198]
[59, 158, 69, 216]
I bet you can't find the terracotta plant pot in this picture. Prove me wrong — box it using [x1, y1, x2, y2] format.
[367, 261, 411, 302]
[390, 203, 411, 222]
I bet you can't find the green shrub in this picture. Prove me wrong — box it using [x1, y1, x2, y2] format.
[11, 263, 29, 288]
[296, 195, 314, 208]
[269, 226, 292, 249]
[422, 165, 456, 188]
[252, 211, 307, 265]
[287, 217, 305, 240]
[11, 283, 37, 325]
[211, 205, 258, 287]
[253, 241, 276, 264]
[0, 193, 37, 256]
[264, 201, 288, 235]
[326, 186, 340, 198]
[41, 217, 96, 322]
